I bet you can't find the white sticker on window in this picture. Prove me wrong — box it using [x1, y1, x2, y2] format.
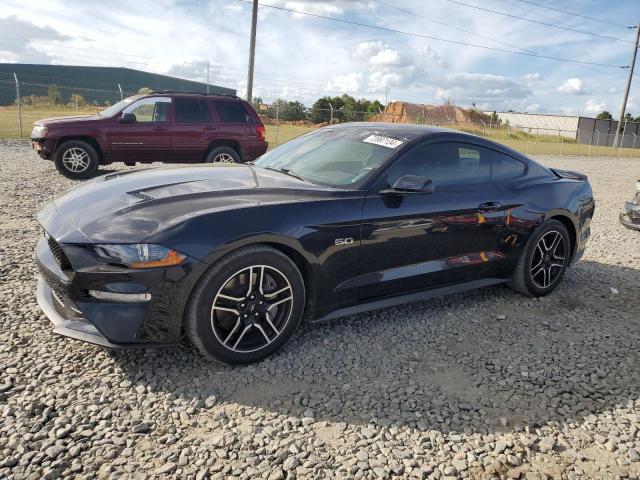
[459, 147, 480, 160]
[362, 134, 404, 149]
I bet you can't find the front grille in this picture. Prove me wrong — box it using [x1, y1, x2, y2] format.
[45, 232, 72, 270]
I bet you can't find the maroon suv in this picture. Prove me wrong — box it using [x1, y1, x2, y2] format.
[31, 92, 268, 179]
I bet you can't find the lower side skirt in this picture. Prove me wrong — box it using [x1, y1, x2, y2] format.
[313, 277, 507, 323]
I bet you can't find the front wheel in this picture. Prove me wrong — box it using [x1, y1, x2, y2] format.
[508, 219, 571, 297]
[185, 245, 305, 364]
[54, 140, 99, 180]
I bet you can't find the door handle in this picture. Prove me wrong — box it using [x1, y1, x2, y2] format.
[153, 126, 168, 131]
[478, 201, 502, 213]
[203, 126, 217, 131]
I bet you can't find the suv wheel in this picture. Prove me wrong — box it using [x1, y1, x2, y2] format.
[508, 219, 571, 297]
[185, 245, 305, 364]
[205, 146, 240, 164]
[55, 140, 99, 180]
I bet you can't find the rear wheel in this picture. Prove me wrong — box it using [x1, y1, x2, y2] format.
[185, 245, 305, 364]
[508, 219, 570, 297]
[54, 140, 99, 180]
[205, 146, 240, 164]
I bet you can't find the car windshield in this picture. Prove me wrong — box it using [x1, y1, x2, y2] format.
[99, 96, 141, 117]
[254, 128, 405, 188]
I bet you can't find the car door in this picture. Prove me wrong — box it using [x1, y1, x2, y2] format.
[109, 97, 172, 162]
[358, 141, 508, 300]
[171, 98, 218, 162]
[210, 100, 253, 154]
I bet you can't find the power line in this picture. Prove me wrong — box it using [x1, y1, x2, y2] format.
[444, 0, 634, 44]
[239, 0, 629, 69]
[372, 0, 537, 54]
[500, 0, 634, 29]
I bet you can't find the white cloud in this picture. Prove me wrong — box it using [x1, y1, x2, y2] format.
[327, 72, 362, 92]
[522, 73, 540, 83]
[585, 99, 606, 114]
[557, 78, 589, 95]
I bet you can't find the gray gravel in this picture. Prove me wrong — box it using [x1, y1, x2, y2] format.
[1, 142, 640, 480]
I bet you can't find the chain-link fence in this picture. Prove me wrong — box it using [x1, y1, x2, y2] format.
[2, 76, 640, 158]
[260, 102, 640, 158]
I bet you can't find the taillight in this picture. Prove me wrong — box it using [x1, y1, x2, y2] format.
[256, 125, 265, 142]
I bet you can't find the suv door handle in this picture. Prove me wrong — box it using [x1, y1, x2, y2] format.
[478, 202, 502, 213]
[153, 126, 168, 131]
[203, 126, 217, 131]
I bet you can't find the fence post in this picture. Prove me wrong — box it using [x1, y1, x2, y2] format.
[634, 133, 638, 150]
[275, 103, 280, 147]
[329, 103, 334, 125]
[14, 73, 23, 140]
[117, 83, 123, 101]
[619, 119, 628, 157]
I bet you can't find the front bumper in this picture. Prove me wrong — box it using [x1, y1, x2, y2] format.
[36, 276, 126, 348]
[35, 234, 205, 347]
[620, 201, 640, 231]
[31, 138, 54, 159]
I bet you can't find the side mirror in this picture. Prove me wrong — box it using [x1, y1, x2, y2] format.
[380, 175, 434, 195]
[118, 113, 136, 124]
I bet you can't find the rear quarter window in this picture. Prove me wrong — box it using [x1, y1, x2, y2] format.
[490, 151, 527, 181]
[214, 101, 253, 123]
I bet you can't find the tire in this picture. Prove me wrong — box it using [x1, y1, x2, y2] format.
[508, 219, 571, 297]
[54, 140, 99, 180]
[185, 245, 305, 364]
[205, 146, 240, 164]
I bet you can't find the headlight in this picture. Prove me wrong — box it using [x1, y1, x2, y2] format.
[31, 125, 48, 138]
[92, 244, 186, 268]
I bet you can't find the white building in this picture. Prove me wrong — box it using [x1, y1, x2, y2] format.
[484, 112, 579, 139]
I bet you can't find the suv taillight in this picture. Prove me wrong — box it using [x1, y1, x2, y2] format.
[256, 125, 265, 142]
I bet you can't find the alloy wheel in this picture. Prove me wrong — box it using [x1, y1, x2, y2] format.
[210, 265, 293, 353]
[62, 147, 90, 173]
[212, 153, 235, 163]
[530, 230, 566, 289]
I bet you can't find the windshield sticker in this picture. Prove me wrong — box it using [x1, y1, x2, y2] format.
[362, 135, 404, 149]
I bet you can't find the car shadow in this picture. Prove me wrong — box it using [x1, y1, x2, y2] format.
[110, 259, 640, 435]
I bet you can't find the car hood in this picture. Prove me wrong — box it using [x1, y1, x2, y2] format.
[38, 165, 348, 243]
[35, 114, 103, 126]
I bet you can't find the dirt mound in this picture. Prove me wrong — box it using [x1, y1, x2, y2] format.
[372, 101, 491, 125]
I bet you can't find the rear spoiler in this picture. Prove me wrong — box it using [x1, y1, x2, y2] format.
[550, 168, 588, 181]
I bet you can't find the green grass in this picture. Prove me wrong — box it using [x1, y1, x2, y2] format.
[3, 105, 639, 158]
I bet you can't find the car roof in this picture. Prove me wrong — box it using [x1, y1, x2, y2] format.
[144, 91, 243, 100]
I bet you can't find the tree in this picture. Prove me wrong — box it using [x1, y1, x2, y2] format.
[137, 87, 152, 95]
[596, 111, 612, 120]
[489, 111, 502, 126]
[266, 99, 306, 121]
[48, 85, 62, 105]
[69, 93, 86, 109]
[310, 96, 335, 123]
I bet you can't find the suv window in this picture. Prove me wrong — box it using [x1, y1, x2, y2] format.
[174, 98, 212, 123]
[386, 142, 491, 188]
[214, 101, 252, 123]
[124, 97, 170, 122]
[490, 151, 526, 181]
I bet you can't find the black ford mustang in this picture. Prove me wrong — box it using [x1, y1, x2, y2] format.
[36, 124, 595, 364]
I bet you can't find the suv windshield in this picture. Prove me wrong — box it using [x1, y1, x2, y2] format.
[99, 96, 141, 117]
[254, 129, 405, 188]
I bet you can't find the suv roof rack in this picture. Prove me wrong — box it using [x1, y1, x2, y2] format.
[150, 90, 241, 99]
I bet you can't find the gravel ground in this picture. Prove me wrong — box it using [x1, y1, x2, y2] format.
[1, 141, 639, 480]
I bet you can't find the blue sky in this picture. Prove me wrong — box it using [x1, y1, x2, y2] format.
[1, 0, 639, 116]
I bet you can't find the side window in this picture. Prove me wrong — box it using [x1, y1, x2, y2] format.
[386, 142, 490, 188]
[214, 101, 253, 123]
[124, 97, 170, 123]
[174, 99, 213, 123]
[490, 151, 526, 181]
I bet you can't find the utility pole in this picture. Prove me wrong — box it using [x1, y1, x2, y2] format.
[385, 87, 389, 107]
[246, 0, 258, 102]
[206, 61, 210, 94]
[613, 21, 640, 148]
